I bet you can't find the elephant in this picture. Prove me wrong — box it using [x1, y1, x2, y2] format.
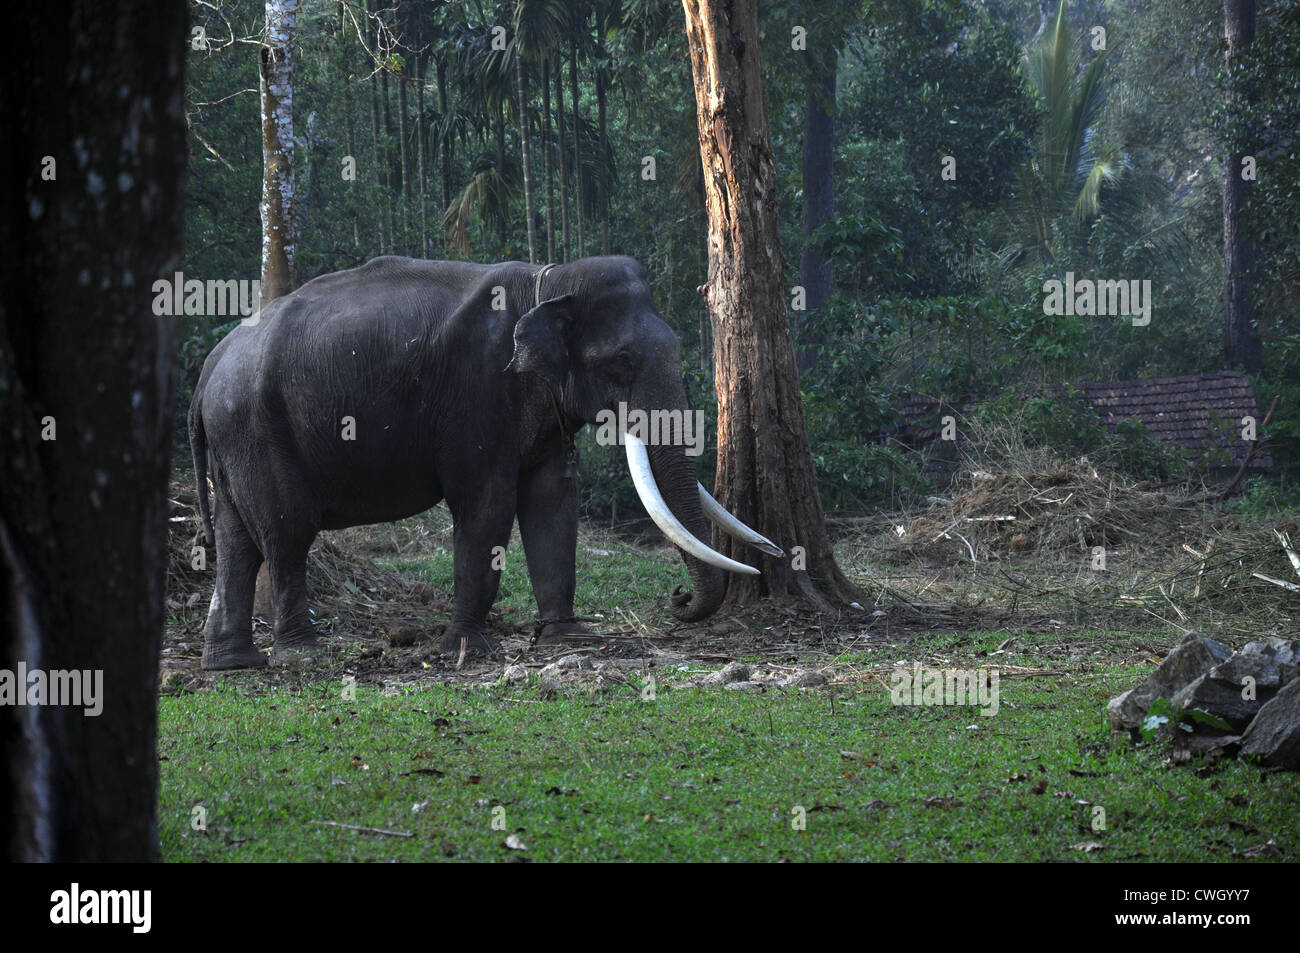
[189, 255, 780, 670]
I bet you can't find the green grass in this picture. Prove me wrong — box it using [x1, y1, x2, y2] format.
[159, 660, 1299, 862]
[384, 538, 685, 624]
[161, 526, 1299, 861]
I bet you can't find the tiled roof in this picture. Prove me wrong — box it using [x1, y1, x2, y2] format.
[1081, 372, 1268, 468]
[892, 372, 1270, 470]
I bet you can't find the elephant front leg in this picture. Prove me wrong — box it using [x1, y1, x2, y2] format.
[517, 452, 588, 643]
[440, 479, 517, 658]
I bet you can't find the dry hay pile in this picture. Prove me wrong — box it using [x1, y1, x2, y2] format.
[888, 456, 1201, 563]
[1160, 521, 1300, 622]
[164, 482, 451, 641]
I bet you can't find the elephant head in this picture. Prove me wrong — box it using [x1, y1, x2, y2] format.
[507, 257, 781, 622]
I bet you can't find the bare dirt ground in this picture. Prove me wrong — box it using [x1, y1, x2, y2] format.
[161, 458, 1300, 695]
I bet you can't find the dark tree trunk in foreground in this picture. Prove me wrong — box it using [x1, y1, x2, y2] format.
[0, 0, 186, 860]
[681, 0, 857, 609]
[798, 58, 835, 375]
[1222, 0, 1262, 371]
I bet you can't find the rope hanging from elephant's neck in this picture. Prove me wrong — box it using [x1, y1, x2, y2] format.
[534, 262, 576, 477]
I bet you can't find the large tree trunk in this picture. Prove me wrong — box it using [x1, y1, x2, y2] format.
[681, 0, 857, 609]
[260, 0, 297, 301]
[254, 0, 299, 617]
[797, 58, 835, 375]
[1222, 0, 1261, 371]
[517, 42, 537, 263]
[0, 0, 185, 860]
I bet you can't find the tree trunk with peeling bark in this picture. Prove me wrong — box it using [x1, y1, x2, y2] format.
[1, 0, 186, 860]
[681, 0, 857, 610]
[260, 0, 297, 301]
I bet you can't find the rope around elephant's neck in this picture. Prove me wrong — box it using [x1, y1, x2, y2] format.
[532, 263, 576, 479]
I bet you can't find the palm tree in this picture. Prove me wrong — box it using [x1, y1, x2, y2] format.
[512, 0, 568, 263]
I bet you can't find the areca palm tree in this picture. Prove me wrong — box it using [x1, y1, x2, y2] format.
[512, 0, 568, 263]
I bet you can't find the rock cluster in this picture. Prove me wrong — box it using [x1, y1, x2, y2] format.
[1108, 634, 1300, 769]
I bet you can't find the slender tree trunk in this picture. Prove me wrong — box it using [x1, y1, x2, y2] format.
[681, 0, 857, 608]
[597, 39, 610, 255]
[555, 59, 571, 261]
[1, 0, 186, 860]
[382, 68, 397, 253]
[342, 20, 360, 249]
[495, 100, 508, 249]
[260, 0, 297, 301]
[543, 55, 556, 263]
[569, 42, 585, 258]
[1222, 0, 1261, 371]
[517, 48, 537, 263]
[398, 64, 411, 253]
[369, 9, 385, 251]
[416, 52, 427, 256]
[437, 58, 452, 214]
[797, 57, 835, 375]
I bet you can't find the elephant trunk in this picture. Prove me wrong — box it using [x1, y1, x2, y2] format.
[646, 440, 727, 622]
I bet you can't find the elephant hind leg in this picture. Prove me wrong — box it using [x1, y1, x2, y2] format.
[267, 535, 320, 659]
[201, 497, 267, 670]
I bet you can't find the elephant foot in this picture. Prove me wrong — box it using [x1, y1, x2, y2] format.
[271, 631, 327, 664]
[201, 638, 269, 671]
[439, 625, 501, 660]
[534, 619, 596, 645]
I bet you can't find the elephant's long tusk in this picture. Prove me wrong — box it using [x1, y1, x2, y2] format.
[697, 483, 785, 557]
[624, 434, 760, 576]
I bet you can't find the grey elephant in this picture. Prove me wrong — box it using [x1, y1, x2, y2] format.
[189, 255, 780, 670]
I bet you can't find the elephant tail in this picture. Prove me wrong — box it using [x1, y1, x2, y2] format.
[188, 392, 214, 547]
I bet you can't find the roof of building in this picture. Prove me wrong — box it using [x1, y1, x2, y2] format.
[894, 372, 1269, 471]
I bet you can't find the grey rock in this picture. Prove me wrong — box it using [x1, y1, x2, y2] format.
[1239, 678, 1300, 770]
[723, 680, 763, 692]
[502, 663, 529, 685]
[780, 670, 828, 688]
[1173, 646, 1297, 730]
[537, 654, 588, 681]
[1107, 635, 1233, 731]
[1107, 634, 1237, 733]
[1170, 729, 1240, 764]
[718, 661, 751, 684]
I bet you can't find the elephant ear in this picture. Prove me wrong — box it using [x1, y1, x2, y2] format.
[506, 293, 576, 389]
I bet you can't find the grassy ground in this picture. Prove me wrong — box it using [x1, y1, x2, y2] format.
[159, 533, 1299, 862]
[158, 655, 1297, 862]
